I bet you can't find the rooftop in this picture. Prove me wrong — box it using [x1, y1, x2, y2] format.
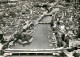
[0, 30, 3, 34]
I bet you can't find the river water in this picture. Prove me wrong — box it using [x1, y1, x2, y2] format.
[6, 15, 59, 57]
[10, 16, 54, 49]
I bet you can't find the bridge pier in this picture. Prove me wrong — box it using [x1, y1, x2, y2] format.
[3, 52, 60, 56]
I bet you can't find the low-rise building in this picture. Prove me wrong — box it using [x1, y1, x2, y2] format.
[0, 0, 8, 2]
[69, 40, 80, 48]
[8, 0, 18, 2]
[8, 0, 18, 6]
[60, 0, 80, 3]
[0, 0, 18, 2]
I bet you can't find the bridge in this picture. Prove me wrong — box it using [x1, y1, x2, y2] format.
[4, 47, 68, 54]
[4, 49, 61, 54]
[3, 48, 62, 56]
[3, 47, 74, 57]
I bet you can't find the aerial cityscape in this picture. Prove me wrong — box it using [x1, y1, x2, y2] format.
[0, 0, 80, 57]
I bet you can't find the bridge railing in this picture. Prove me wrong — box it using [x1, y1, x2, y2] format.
[4, 47, 70, 52]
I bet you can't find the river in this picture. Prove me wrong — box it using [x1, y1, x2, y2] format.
[10, 16, 54, 49]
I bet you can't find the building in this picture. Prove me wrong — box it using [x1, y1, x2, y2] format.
[60, 0, 80, 3]
[69, 40, 80, 48]
[0, 0, 18, 6]
[0, 0, 18, 2]
[8, 0, 18, 2]
[8, 0, 18, 6]
[70, 0, 80, 3]
[0, 0, 8, 2]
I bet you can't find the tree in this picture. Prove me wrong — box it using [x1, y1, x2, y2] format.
[60, 52, 66, 57]
[48, 0, 55, 3]
[57, 40, 63, 47]
[61, 33, 65, 41]
[50, 19, 53, 27]
[22, 34, 32, 42]
[77, 28, 80, 38]
[67, 48, 74, 52]
[14, 33, 22, 40]
[65, 0, 70, 2]
[73, 52, 79, 57]
[9, 11, 16, 17]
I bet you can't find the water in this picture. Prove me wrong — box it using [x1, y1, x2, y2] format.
[6, 16, 58, 57]
[10, 16, 54, 49]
